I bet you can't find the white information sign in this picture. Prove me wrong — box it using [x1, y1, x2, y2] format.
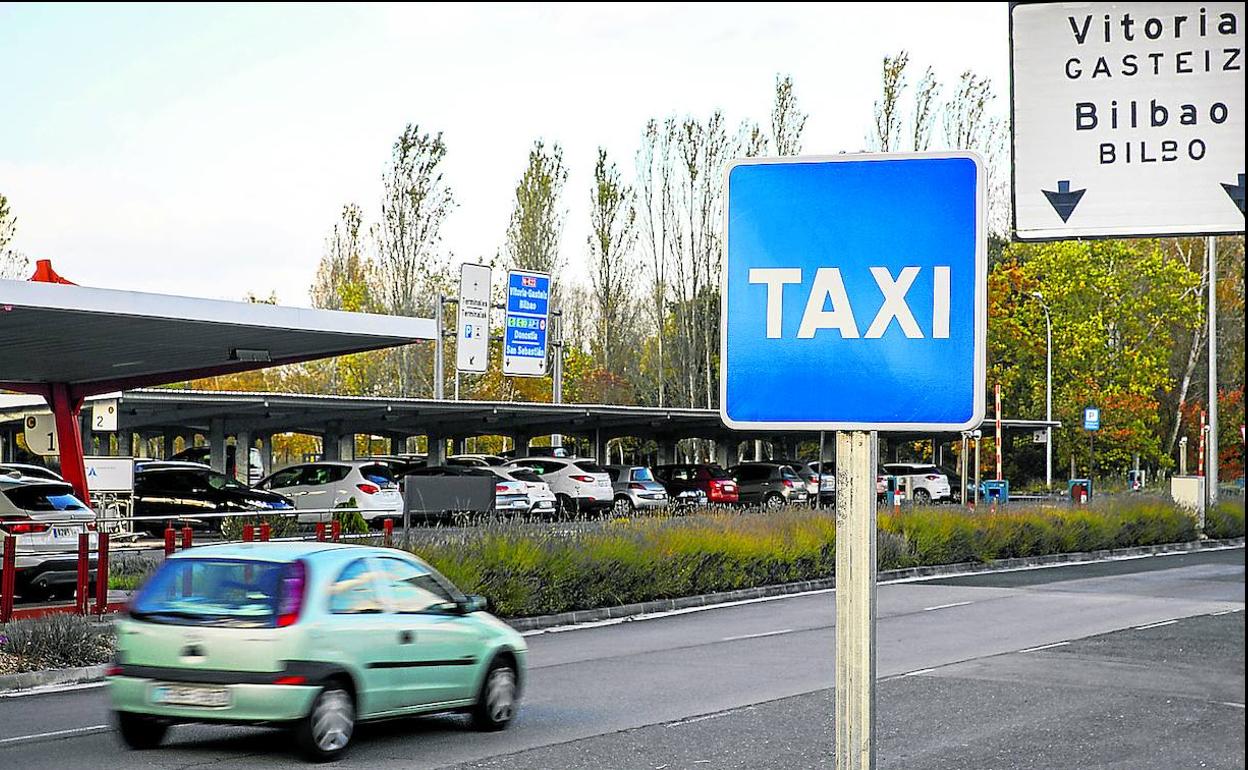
[456, 263, 492, 373]
[92, 399, 118, 432]
[84, 456, 135, 493]
[22, 413, 58, 456]
[1011, 2, 1246, 239]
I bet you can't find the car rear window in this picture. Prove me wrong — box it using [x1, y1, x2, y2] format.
[698, 465, 731, 480]
[574, 461, 607, 474]
[630, 467, 655, 482]
[2, 484, 90, 512]
[358, 464, 396, 484]
[507, 468, 542, 483]
[129, 558, 291, 627]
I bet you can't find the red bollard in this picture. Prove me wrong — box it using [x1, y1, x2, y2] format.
[76, 533, 90, 615]
[315, 522, 326, 542]
[383, 518, 393, 548]
[260, 522, 271, 542]
[94, 532, 110, 615]
[181, 526, 193, 551]
[164, 526, 176, 558]
[1, 535, 16, 623]
[243, 525, 254, 543]
[331, 520, 341, 543]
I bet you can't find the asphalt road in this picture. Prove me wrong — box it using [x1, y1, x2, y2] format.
[0, 547, 1242, 769]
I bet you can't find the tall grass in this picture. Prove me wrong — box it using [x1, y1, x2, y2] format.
[413, 498, 1218, 618]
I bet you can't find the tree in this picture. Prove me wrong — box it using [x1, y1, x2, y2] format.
[373, 124, 455, 396]
[505, 140, 567, 276]
[312, 204, 373, 313]
[869, 51, 909, 151]
[636, 119, 677, 407]
[587, 148, 639, 373]
[911, 66, 940, 151]
[770, 74, 806, 156]
[0, 194, 29, 280]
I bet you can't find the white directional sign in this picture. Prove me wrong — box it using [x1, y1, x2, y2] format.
[84, 456, 134, 493]
[456, 263, 492, 374]
[22, 413, 58, 456]
[1011, 1, 1246, 239]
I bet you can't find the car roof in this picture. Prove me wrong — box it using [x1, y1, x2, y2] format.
[137, 461, 214, 472]
[166, 541, 371, 561]
[0, 475, 74, 489]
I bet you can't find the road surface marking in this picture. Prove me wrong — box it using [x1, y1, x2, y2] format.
[1218, 702, 1245, 709]
[1210, 608, 1243, 616]
[1018, 641, 1071, 653]
[0, 681, 108, 699]
[722, 628, 795, 642]
[902, 668, 936, 677]
[0, 725, 110, 747]
[1135, 619, 1178, 630]
[923, 601, 973, 611]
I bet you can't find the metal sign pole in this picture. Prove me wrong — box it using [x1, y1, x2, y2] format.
[835, 429, 877, 770]
[433, 294, 445, 400]
[817, 431, 826, 510]
[1206, 236, 1219, 509]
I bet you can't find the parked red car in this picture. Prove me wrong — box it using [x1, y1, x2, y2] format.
[653, 464, 740, 505]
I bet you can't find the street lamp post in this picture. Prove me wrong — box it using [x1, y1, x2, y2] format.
[1032, 293, 1053, 492]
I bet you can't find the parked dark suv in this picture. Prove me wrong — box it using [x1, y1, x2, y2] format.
[727, 462, 810, 509]
[132, 462, 293, 535]
[652, 464, 739, 505]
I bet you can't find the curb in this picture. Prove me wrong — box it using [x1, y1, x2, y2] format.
[505, 537, 1245, 632]
[0, 664, 107, 694]
[0, 537, 1241, 691]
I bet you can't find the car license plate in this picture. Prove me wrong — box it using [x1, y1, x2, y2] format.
[52, 527, 79, 539]
[150, 684, 231, 708]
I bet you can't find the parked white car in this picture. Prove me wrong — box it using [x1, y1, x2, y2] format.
[257, 461, 403, 526]
[0, 476, 97, 600]
[489, 466, 557, 516]
[883, 463, 952, 504]
[503, 457, 614, 514]
[805, 461, 836, 504]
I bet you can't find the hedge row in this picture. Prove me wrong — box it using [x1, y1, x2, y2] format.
[416, 497, 1243, 618]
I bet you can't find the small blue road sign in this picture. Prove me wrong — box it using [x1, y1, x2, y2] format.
[720, 153, 986, 431]
[503, 269, 550, 377]
[1083, 407, 1100, 431]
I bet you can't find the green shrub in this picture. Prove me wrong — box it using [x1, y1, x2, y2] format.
[410, 498, 1208, 619]
[1206, 499, 1246, 539]
[219, 513, 300, 542]
[108, 551, 162, 591]
[0, 614, 114, 673]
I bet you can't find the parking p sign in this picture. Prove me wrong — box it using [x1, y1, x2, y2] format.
[721, 153, 986, 431]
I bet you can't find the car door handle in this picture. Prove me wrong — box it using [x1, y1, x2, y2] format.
[399, 631, 415, 644]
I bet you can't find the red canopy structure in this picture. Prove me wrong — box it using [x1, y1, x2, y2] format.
[1, 263, 435, 503]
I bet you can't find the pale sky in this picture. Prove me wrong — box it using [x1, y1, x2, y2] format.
[0, 2, 1009, 305]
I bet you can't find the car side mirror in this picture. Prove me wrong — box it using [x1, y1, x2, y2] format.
[459, 595, 487, 614]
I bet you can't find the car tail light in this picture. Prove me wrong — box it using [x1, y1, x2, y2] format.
[87, 522, 98, 531]
[0, 516, 49, 535]
[273, 675, 307, 685]
[105, 664, 123, 677]
[925, 475, 940, 481]
[276, 560, 307, 628]
[782, 479, 795, 489]
[571, 474, 596, 483]
[356, 483, 380, 495]
[628, 482, 647, 490]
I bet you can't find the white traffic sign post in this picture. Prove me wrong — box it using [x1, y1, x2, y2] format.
[456, 263, 492, 374]
[1010, 1, 1245, 240]
[503, 270, 551, 377]
[722, 153, 985, 768]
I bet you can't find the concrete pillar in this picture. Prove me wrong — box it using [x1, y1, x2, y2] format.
[162, 432, 176, 460]
[427, 434, 447, 465]
[389, 435, 402, 455]
[208, 419, 226, 472]
[512, 433, 531, 459]
[235, 430, 253, 482]
[657, 438, 678, 466]
[452, 437, 467, 456]
[592, 430, 605, 464]
[715, 439, 739, 469]
[118, 429, 134, 458]
[259, 434, 273, 477]
[80, 414, 94, 457]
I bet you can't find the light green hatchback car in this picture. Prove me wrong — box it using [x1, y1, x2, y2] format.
[108, 542, 527, 761]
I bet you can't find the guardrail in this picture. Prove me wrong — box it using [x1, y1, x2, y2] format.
[0, 507, 399, 623]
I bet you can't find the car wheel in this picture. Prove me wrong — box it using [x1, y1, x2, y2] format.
[762, 493, 785, 511]
[115, 711, 169, 750]
[472, 658, 519, 731]
[295, 684, 355, 762]
[913, 488, 932, 505]
[612, 496, 634, 516]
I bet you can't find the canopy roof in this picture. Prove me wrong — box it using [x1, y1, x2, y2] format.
[0, 279, 435, 398]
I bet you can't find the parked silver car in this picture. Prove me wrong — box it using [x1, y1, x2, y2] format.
[604, 465, 669, 514]
[727, 462, 810, 509]
[487, 466, 557, 516]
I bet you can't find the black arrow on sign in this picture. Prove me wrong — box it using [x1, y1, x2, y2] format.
[1042, 180, 1086, 223]
[1221, 173, 1245, 214]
